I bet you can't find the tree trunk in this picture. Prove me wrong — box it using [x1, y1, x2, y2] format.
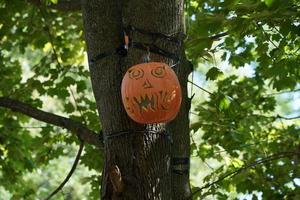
[81, 0, 191, 199]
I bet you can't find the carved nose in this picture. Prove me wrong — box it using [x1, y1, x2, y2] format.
[143, 79, 153, 89]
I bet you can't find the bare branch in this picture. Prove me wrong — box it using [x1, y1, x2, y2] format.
[266, 88, 300, 96]
[277, 114, 300, 120]
[26, 0, 42, 7]
[27, 0, 81, 11]
[188, 151, 299, 199]
[210, 32, 228, 40]
[188, 80, 213, 95]
[0, 97, 102, 148]
[44, 141, 84, 200]
[49, 0, 81, 11]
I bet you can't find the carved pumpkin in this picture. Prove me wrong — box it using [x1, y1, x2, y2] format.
[121, 62, 182, 124]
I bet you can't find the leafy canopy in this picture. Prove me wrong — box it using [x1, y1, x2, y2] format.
[0, 0, 300, 199]
[186, 0, 300, 199]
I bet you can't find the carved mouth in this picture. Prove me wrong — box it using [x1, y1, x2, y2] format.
[131, 90, 174, 113]
[133, 94, 155, 112]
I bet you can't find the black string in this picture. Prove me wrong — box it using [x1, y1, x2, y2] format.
[125, 25, 183, 64]
[90, 25, 183, 64]
[172, 157, 190, 165]
[130, 41, 179, 62]
[89, 44, 128, 64]
[103, 129, 172, 143]
[103, 129, 140, 141]
[172, 169, 189, 175]
[90, 41, 179, 64]
[125, 25, 183, 45]
[171, 157, 190, 175]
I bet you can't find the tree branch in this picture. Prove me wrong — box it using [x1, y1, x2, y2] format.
[210, 32, 228, 40]
[266, 88, 300, 96]
[188, 80, 213, 95]
[48, 0, 81, 11]
[277, 114, 300, 120]
[0, 97, 102, 148]
[44, 141, 84, 200]
[27, 0, 81, 11]
[188, 151, 299, 199]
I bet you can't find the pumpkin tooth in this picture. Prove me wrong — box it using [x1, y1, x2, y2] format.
[133, 94, 156, 112]
[144, 94, 155, 110]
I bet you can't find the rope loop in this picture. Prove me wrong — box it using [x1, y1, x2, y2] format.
[103, 129, 172, 143]
[90, 25, 184, 65]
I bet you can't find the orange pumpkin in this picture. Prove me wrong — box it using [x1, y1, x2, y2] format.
[121, 62, 182, 124]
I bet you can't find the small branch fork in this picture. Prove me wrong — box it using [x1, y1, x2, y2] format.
[27, 0, 81, 11]
[14, 2, 89, 198]
[0, 97, 102, 148]
[0, 97, 102, 199]
[188, 151, 300, 199]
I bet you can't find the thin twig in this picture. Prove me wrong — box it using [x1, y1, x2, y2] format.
[69, 87, 88, 125]
[1, 125, 49, 129]
[39, 8, 63, 70]
[261, 26, 278, 48]
[27, 0, 81, 11]
[266, 88, 300, 96]
[187, 80, 213, 95]
[203, 161, 214, 171]
[210, 32, 228, 40]
[189, 111, 199, 116]
[44, 141, 84, 200]
[187, 31, 228, 44]
[277, 114, 300, 120]
[14, 126, 48, 129]
[188, 151, 298, 199]
[212, 143, 259, 155]
[47, 0, 81, 11]
[188, 80, 299, 121]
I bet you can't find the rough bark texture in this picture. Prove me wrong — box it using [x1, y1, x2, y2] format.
[168, 56, 192, 200]
[81, 0, 191, 199]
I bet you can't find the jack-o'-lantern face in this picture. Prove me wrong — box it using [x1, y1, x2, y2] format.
[121, 62, 182, 124]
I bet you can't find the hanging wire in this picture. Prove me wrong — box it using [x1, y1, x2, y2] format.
[90, 25, 183, 64]
[125, 25, 183, 45]
[103, 129, 172, 143]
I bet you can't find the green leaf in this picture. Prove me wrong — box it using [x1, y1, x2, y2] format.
[217, 95, 231, 111]
[263, 0, 275, 7]
[50, 0, 58, 4]
[206, 67, 223, 80]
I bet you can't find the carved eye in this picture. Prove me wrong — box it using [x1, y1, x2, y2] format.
[151, 66, 166, 78]
[128, 68, 144, 80]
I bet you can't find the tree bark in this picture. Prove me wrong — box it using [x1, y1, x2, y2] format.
[81, 0, 190, 199]
[168, 56, 193, 199]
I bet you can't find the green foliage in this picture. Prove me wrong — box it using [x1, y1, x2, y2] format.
[0, 0, 300, 199]
[0, 0, 101, 198]
[206, 67, 224, 80]
[187, 0, 300, 199]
